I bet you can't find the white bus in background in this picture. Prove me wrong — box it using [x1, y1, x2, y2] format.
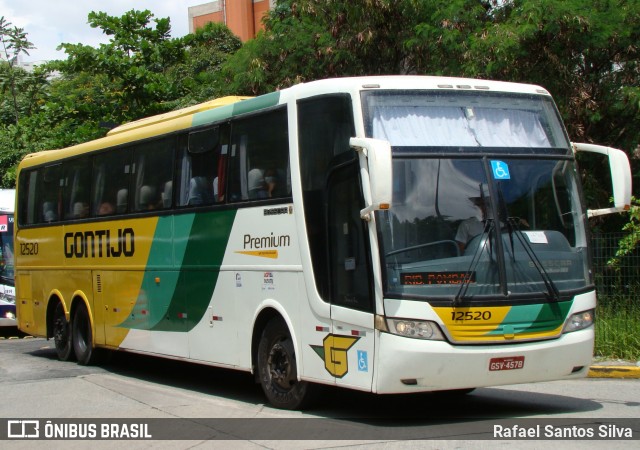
[0, 189, 16, 330]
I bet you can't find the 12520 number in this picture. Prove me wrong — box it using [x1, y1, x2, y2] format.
[451, 310, 492, 321]
[20, 241, 39, 255]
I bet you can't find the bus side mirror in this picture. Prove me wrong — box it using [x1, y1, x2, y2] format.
[572, 142, 632, 217]
[350, 137, 392, 220]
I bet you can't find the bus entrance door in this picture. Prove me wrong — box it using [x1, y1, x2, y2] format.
[327, 161, 375, 391]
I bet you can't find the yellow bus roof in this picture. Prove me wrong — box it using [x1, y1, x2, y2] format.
[106, 96, 252, 136]
[19, 95, 252, 169]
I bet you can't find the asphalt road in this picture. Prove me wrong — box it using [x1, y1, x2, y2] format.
[0, 336, 638, 449]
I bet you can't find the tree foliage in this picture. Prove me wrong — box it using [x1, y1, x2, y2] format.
[53, 10, 186, 121]
[167, 22, 242, 109]
[221, 0, 639, 208]
[0, 9, 242, 189]
[608, 197, 640, 267]
[0, 16, 36, 125]
[0, 1, 638, 234]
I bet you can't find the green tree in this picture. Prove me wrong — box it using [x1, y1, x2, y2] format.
[461, 0, 640, 153]
[0, 10, 243, 188]
[54, 9, 187, 123]
[608, 197, 640, 267]
[0, 16, 35, 125]
[220, 0, 423, 94]
[167, 21, 242, 108]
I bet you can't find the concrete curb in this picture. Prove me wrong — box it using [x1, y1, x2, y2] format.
[588, 365, 640, 379]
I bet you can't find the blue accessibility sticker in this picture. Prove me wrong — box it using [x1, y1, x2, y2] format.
[491, 160, 511, 180]
[357, 350, 368, 372]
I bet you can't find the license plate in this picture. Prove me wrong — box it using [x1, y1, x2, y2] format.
[489, 356, 525, 371]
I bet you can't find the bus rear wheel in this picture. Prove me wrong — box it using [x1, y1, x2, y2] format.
[53, 302, 74, 361]
[72, 301, 99, 365]
[257, 318, 313, 410]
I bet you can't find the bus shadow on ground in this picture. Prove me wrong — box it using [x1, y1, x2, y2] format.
[26, 340, 602, 421]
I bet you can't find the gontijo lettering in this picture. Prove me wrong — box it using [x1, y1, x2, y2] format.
[64, 228, 135, 258]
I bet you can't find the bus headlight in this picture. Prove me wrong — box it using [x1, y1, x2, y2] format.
[386, 318, 445, 340]
[562, 309, 594, 333]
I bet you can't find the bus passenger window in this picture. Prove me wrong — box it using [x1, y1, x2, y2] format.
[228, 108, 290, 203]
[177, 126, 224, 207]
[61, 157, 91, 220]
[39, 165, 63, 224]
[132, 137, 174, 212]
[92, 150, 131, 216]
[18, 170, 39, 225]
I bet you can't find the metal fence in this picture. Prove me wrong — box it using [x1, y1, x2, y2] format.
[591, 232, 640, 296]
[590, 232, 639, 359]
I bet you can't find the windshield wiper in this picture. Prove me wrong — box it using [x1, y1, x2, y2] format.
[453, 218, 494, 305]
[506, 217, 561, 302]
[494, 182, 560, 301]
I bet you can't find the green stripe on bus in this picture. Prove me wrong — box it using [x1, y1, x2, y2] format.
[231, 91, 280, 116]
[485, 301, 572, 336]
[120, 210, 236, 332]
[191, 92, 281, 127]
[149, 209, 237, 332]
[118, 215, 189, 330]
[192, 104, 236, 127]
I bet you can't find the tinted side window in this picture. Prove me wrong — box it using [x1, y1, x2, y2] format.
[92, 149, 132, 216]
[176, 126, 228, 207]
[39, 165, 64, 224]
[62, 157, 91, 220]
[132, 138, 175, 212]
[18, 170, 39, 225]
[19, 165, 65, 225]
[228, 108, 290, 203]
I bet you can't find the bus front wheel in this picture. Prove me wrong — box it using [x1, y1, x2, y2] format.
[53, 302, 74, 361]
[72, 301, 98, 365]
[257, 318, 313, 410]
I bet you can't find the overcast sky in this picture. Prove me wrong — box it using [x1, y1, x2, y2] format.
[2, 0, 209, 63]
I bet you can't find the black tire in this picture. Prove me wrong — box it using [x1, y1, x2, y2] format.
[53, 302, 74, 361]
[72, 301, 99, 365]
[257, 318, 314, 410]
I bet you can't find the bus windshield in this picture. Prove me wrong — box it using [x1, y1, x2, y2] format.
[362, 90, 589, 301]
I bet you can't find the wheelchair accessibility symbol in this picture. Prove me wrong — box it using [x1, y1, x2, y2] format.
[491, 160, 511, 180]
[357, 350, 368, 372]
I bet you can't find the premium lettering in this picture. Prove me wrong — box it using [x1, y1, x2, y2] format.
[243, 232, 290, 249]
[64, 228, 135, 258]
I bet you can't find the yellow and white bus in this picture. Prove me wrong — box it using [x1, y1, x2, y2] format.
[15, 76, 632, 409]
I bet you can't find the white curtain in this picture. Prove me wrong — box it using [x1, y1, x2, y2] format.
[371, 106, 551, 147]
